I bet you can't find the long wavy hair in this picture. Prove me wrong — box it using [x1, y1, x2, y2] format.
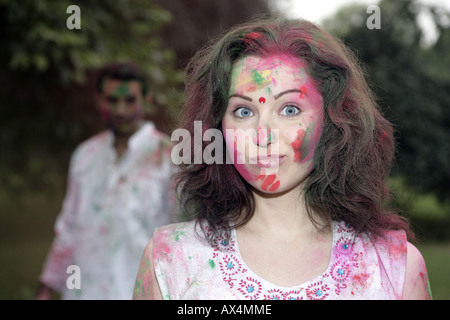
[174, 17, 413, 242]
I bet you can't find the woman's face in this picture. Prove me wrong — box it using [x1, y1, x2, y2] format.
[222, 54, 324, 194]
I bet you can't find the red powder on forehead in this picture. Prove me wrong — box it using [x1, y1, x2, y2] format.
[244, 85, 257, 93]
[300, 85, 308, 99]
[259, 97, 266, 104]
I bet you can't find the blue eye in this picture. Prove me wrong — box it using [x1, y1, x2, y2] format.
[234, 107, 254, 118]
[281, 105, 300, 116]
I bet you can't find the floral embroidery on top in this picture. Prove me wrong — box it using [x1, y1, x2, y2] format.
[206, 221, 364, 300]
[238, 277, 262, 299]
[220, 255, 245, 276]
[305, 281, 330, 300]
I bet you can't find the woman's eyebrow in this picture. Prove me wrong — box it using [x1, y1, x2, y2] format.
[228, 93, 252, 102]
[274, 89, 303, 100]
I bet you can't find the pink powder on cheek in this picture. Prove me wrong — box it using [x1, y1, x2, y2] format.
[234, 163, 253, 182]
[291, 129, 306, 162]
[225, 132, 254, 182]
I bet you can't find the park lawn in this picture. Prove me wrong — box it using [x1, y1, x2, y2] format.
[0, 191, 60, 299]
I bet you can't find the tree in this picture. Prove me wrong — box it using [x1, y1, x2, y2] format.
[0, 0, 272, 194]
[322, 0, 450, 201]
[0, 0, 182, 193]
[154, 0, 270, 67]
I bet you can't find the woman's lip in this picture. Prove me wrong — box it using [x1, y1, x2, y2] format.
[250, 155, 286, 168]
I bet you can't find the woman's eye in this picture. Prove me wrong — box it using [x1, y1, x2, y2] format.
[280, 105, 300, 117]
[234, 107, 254, 118]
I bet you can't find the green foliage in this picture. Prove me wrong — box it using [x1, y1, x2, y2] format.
[322, 0, 450, 201]
[389, 175, 450, 241]
[1, 0, 181, 90]
[389, 176, 448, 219]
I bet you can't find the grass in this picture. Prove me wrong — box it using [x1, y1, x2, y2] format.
[1, 189, 449, 300]
[0, 191, 61, 299]
[389, 176, 450, 221]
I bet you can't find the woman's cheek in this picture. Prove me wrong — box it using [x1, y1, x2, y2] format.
[291, 128, 307, 162]
[224, 128, 244, 164]
[290, 122, 321, 165]
[223, 128, 253, 182]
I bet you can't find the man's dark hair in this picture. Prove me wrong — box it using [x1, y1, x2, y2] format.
[96, 62, 149, 96]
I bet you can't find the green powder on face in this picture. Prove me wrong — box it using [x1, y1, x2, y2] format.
[251, 70, 266, 85]
[299, 127, 312, 161]
[114, 82, 131, 97]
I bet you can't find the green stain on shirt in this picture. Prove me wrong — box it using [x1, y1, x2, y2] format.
[174, 230, 185, 242]
[208, 259, 216, 269]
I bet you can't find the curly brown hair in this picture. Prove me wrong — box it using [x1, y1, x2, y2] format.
[173, 17, 413, 242]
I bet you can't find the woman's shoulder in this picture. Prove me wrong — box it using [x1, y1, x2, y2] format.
[369, 229, 431, 299]
[403, 242, 432, 299]
[372, 228, 408, 254]
[362, 227, 410, 298]
[353, 225, 408, 265]
[152, 220, 211, 262]
[154, 220, 194, 238]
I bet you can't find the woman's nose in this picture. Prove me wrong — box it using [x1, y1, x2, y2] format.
[254, 126, 277, 147]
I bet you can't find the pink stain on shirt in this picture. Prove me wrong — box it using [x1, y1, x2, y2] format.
[352, 272, 370, 286]
[153, 231, 174, 262]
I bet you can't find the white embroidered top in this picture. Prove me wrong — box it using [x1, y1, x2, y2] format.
[152, 219, 408, 300]
[40, 122, 176, 299]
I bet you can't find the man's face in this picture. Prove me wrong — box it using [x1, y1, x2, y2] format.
[97, 78, 145, 135]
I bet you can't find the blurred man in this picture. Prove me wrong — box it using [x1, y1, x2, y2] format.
[36, 62, 176, 299]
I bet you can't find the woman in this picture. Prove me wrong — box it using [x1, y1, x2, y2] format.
[133, 18, 431, 300]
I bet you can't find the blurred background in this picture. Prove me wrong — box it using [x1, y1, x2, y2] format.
[0, 0, 448, 299]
